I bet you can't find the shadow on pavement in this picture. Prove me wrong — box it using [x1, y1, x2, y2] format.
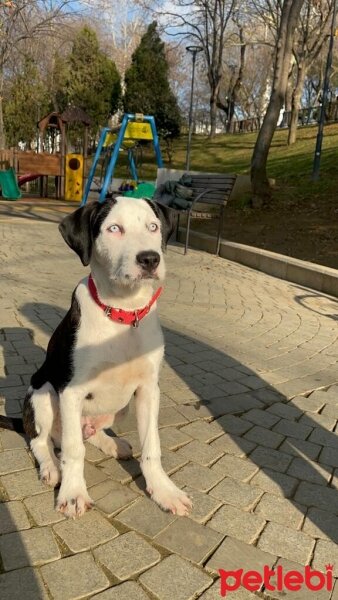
[0, 300, 337, 596]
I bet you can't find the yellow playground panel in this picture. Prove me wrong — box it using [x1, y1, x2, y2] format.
[124, 121, 153, 140]
[65, 153, 84, 201]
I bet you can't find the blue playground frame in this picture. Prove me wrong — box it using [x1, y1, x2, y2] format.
[81, 114, 163, 206]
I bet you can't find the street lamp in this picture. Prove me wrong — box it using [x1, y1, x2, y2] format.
[312, 0, 337, 180]
[186, 45, 203, 171]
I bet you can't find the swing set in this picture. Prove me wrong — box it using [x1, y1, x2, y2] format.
[81, 113, 163, 206]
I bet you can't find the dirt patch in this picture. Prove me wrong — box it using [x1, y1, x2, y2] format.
[193, 194, 338, 270]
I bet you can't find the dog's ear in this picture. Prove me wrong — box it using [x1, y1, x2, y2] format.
[146, 200, 175, 248]
[59, 202, 101, 266]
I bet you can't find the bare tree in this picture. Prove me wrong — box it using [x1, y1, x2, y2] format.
[250, 0, 305, 207]
[288, 0, 334, 144]
[0, 0, 77, 148]
[153, 0, 238, 137]
[81, 0, 146, 86]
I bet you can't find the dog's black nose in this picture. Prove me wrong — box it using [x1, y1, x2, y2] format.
[136, 251, 160, 271]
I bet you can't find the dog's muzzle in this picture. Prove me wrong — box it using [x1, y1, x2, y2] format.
[136, 251, 160, 274]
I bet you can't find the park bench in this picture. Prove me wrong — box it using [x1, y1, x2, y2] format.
[155, 168, 237, 254]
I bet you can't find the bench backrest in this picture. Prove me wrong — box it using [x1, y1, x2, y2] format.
[156, 168, 236, 206]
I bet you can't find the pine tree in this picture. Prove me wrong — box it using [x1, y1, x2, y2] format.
[66, 26, 121, 133]
[4, 59, 49, 147]
[124, 22, 181, 138]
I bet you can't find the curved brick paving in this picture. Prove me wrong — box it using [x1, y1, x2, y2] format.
[0, 211, 338, 599]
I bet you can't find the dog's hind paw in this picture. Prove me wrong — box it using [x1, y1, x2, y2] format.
[40, 462, 61, 488]
[150, 482, 192, 516]
[57, 487, 93, 518]
[99, 435, 132, 459]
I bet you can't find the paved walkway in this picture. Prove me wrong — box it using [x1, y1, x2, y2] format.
[0, 204, 338, 600]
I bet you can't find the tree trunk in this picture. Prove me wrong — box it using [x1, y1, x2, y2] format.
[0, 71, 6, 150]
[210, 90, 218, 137]
[251, 0, 305, 207]
[288, 65, 305, 145]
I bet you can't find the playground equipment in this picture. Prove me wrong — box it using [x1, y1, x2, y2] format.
[81, 113, 163, 206]
[0, 168, 22, 200]
[38, 107, 90, 200]
[65, 154, 84, 201]
[0, 107, 91, 201]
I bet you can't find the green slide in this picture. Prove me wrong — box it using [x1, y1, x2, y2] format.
[0, 168, 22, 200]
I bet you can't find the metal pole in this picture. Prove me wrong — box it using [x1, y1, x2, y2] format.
[186, 51, 197, 171]
[312, 0, 337, 181]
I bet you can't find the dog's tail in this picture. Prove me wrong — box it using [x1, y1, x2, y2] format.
[0, 415, 25, 434]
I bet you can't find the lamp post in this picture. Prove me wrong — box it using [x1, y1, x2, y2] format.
[312, 0, 337, 180]
[186, 45, 203, 171]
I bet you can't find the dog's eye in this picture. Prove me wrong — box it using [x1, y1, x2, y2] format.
[149, 223, 158, 232]
[108, 224, 121, 234]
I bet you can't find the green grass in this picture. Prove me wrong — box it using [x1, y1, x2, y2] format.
[124, 123, 338, 206]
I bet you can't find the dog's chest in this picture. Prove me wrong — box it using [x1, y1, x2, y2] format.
[73, 293, 163, 414]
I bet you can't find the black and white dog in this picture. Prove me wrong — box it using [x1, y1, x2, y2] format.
[5, 197, 192, 518]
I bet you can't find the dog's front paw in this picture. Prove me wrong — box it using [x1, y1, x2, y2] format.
[57, 485, 93, 518]
[149, 480, 192, 516]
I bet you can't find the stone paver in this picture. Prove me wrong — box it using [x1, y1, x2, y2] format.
[139, 554, 212, 600]
[250, 467, 299, 497]
[271, 558, 332, 600]
[302, 507, 338, 543]
[199, 582, 257, 599]
[1, 468, 47, 499]
[0, 449, 33, 474]
[2, 212, 338, 598]
[0, 567, 48, 600]
[211, 453, 259, 481]
[171, 462, 224, 492]
[23, 491, 65, 526]
[254, 492, 305, 528]
[92, 581, 151, 599]
[312, 538, 338, 576]
[114, 497, 176, 538]
[154, 516, 223, 563]
[294, 481, 337, 512]
[181, 486, 221, 523]
[89, 479, 139, 517]
[41, 552, 109, 600]
[94, 531, 161, 580]
[287, 457, 332, 484]
[257, 521, 315, 564]
[249, 445, 292, 473]
[206, 535, 276, 574]
[208, 504, 265, 543]
[0, 500, 31, 533]
[175, 439, 223, 466]
[0, 526, 60, 570]
[209, 477, 263, 509]
[53, 510, 118, 552]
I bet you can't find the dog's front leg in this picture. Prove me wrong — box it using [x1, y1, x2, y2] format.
[57, 388, 93, 518]
[136, 382, 192, 516]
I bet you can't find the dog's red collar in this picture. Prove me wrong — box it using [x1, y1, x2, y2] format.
[88, 274, 163, 328]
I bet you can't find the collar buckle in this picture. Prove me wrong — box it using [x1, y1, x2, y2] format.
[132, 312, 140, 328]
[104, 306, 111, 318]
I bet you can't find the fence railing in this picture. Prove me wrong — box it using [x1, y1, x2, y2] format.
[228, 101, 338, 134]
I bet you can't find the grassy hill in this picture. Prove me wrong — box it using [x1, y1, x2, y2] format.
[170, 123, 338, 207]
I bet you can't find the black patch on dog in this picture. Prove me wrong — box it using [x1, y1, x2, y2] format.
[85, 393, 94, 400]
[30, 290, 81, 393]
[22, 388, 37, 438]
[0, 415, 25, 434]
[59, 198, 117, 266]
[145, 200, 175, 247]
